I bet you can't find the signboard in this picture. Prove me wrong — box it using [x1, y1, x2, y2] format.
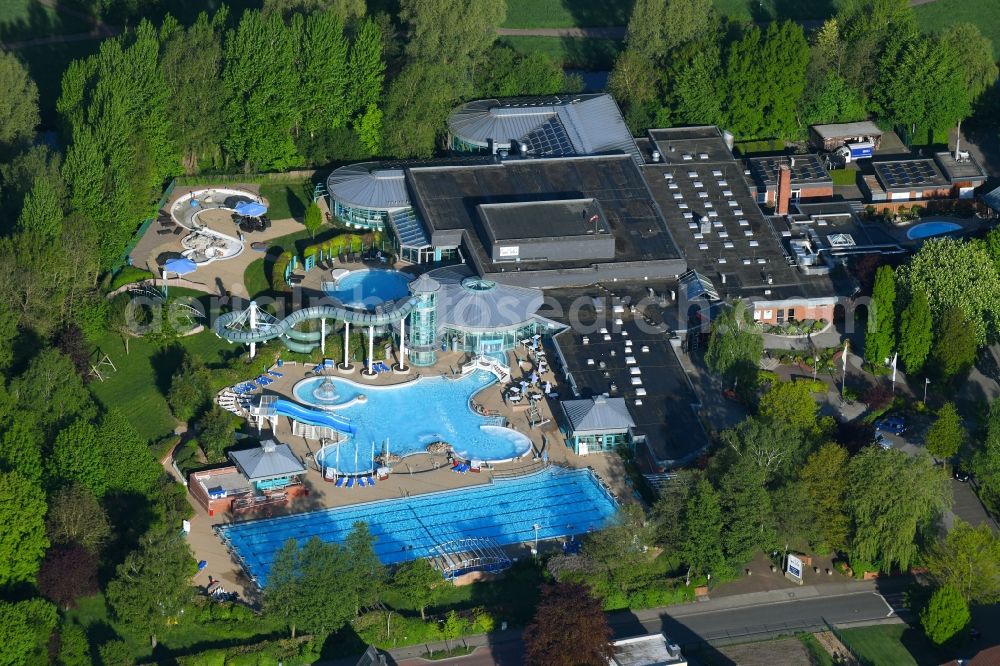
[787, 554, 803, 583]
[498, 246, 519, 258]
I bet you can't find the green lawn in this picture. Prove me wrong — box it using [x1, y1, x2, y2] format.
[797, 633, 834, 666]
[502, 0, 632, 28]
[260, 181, 313, 221]
[0, 0, 92, 40]
[500, 36, 623, 70]
[837, 625, 927, 666]
[88, 291, 240, 443]
[830, 168, 858, 187]
[914, 0, 1000, 59]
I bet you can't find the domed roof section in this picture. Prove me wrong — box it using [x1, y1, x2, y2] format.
[409, 272, 441, 295]
[326, 162, 410, 210]
[425, 265, 544, 332]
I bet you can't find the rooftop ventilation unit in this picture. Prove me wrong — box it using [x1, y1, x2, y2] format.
[651, 150, 661, 163]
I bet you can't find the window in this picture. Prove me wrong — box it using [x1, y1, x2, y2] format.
[787, 308, 795, 321]
[791, 189, 801, 201]
[777, 308, 785, 324]
[763, 309, 773, 319]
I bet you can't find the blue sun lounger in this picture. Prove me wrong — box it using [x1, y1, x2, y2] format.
[358, 477, 367, 488]
[345, 477, 354, 488]
[335, 476, 344, 487]
[268, 370, 283, 377]
[366, 475, 375, 486]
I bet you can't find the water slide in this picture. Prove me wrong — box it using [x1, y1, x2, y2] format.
[272, 398, 357, 435]
[213, 301, 415, 350]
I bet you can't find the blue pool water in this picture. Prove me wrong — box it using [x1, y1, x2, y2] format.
[217, 467, 618, 586]
[907, 220, 962, 240]
[325, 269, 412, 310]
[296, 371, 532, 473]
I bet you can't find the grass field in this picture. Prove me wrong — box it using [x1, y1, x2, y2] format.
[259, 181, 313, 221]
[837, 625, 927, 666]
[88, 292, 239, 443]
[0, 0, 91, 41]
[830, 168, 858, 186]
[501, 35, 623, 71]
[914, 0, 1000, 59]
[502, 0, 632, 28]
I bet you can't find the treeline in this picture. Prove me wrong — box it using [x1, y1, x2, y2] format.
[611, 0, 998, 143]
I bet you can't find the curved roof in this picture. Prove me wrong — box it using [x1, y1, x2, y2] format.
[447, 94, 641, 164]
[326, 162, 410, 210]
[426, 265, 544, 332]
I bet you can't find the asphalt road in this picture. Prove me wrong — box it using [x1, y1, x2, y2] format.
[384, 585, 902, 666]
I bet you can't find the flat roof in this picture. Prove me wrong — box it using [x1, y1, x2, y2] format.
[748, 154, 831, 187]
[935, 152, 987, 182]
[811, 121, 883, 139]
[479, 199, 610, 241]
[612, 634, 686, 666]
[873, 159, 948, 190]
[646, 126, 734, 165]
[406, 155, 683, 273]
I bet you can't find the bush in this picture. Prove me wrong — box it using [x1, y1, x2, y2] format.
[109, 266, 155, 291]
[863, 382, 894, 410]
[921, 584, 970, 645]
[272, 251, 294, 291]
[196, 407, 238, 463]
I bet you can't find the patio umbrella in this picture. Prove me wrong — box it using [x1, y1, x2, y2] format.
[162, 257, 197, 297]
[234, 201, 268, 217]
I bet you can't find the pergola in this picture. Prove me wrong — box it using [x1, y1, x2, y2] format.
[429, 538, 512, 580]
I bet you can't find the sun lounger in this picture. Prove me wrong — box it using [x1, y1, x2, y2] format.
[346, 477, 354, 488]
[366, 476, 375, 486]
[335, 476, 345, 487]
[268, 370, 283, 377]
[358, 476, 367, 487]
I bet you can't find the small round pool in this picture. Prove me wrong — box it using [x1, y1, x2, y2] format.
[325, 269, 412, 310]
[907, 220, 962, 240]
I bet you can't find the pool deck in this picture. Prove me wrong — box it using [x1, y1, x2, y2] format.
[183, 347, 631, 601]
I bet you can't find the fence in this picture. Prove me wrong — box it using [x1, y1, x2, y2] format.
[112, 178, 177, 273]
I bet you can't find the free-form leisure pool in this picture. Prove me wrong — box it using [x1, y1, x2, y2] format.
[296, 371, 533, 474]
[325, 268, 412, 310]
[217, 467, 618, 586]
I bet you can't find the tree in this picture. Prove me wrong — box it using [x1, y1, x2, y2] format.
[347, 19, 385, 119]
[926, 519, 1000, 604]
[46, 483, 111, 553]
[581, 503, 654, 597]
[478, 47, 578, 99]
[608, 49, 660, 131]
[195, 407, 237, 463]
[0, 598, 57, 666]
[167, 351, 213, 422]
[299, 11, 349, 138]
[799, 444, 850, 553]
[706, 299, 763, 387]
[38, 545, 99, 610]
[930, 307, 978, 382]
[160, 10, 229, 174]
[975, 399, 1000, 514]
[720, 458, 774, 566]
[896, 237, 1000, 345]
[758, 381, 819, 435]
[383, 62, 469, 158]
[355, 103, 383, 156]
[99, 408, 162, 495]
[97, 640, 134, 666]
[624, 0, 714, 63]
[650, 470, 696, 552]
[523, 582, 613, 666]
[0, 415, 44, 483]
[49, 419, 106, 496]
[836, 0, 915, 89]
[939, 23, 998, 103]
[926, 402, 965, 461]
[0, 472, 49, 587]
[16, 177, 62, 239]
[303, 202, 324, 239]
[921, 584, 969, 645]
[801, 72, 867, 127]
[847, 448, 950, 571]
[343, 522, 386, 617]
[399, 0, 505, 68]
[898, 286, 932, 374]
[392, 559, 441, 620]
[865, 265, 896, 369]
[263, 0, 365, 20]
[665, 41, 724, 127]
[0, 51, 39, 153]
[57, 620, 92, 666]
[264, 536, 355, 638]
[682, 478, 726, 577]
[106, 528, 196, 648]
[722, 416, 805, 483]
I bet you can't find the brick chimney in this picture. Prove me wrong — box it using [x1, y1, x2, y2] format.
[776, 163, 792, 215]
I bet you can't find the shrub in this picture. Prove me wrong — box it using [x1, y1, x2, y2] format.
[921, 584, 970, 645]
[863, 382, 894, 410]
[272, 251, 294, 291]
[109, 266, 155, 291]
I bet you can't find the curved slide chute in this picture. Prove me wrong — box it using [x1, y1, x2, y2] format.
[272, 398, 357, 435]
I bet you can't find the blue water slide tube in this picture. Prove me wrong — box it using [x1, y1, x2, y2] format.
[213, 301, 415, 346]
[272, 399, 357, 435]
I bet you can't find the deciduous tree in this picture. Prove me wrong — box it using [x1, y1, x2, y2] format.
[0, 598, 57, 666]
[921, 584, 969, 645]
[399, 0, 505, 67]
[720, 458, 774, 566]
[0, 472, 49, 587]
[46, 483, 111, 553]
[926, 519, 1000, 604]
[706, 299, 763, 387]
[931, 307, 978, 382]
[523, 582, 613, 666]
[939, 23, 998, 102]
[392, 558, 441, 620]
[682, 478, 726, 577]
[847, 448, 950, 572]
[799, 444, 850, 553]
[926, 402, 965, 461]
[0, 50, 39, 153]
[898, 286, 932, 375]
[865, 265, 896, 369]
[38, 545, 99, 610]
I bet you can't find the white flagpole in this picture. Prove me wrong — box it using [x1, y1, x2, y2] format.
[891, 353, 898, 392]
[841, 340, 849, 398]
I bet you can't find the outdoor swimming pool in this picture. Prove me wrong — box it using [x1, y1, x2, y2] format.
[296, 371, 533, 474]
[325, 269, 412, 310]
[907, 220, 962, 240]
[217, 467, 618, 586]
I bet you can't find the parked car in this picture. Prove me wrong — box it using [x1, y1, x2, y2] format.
[875, 416, 906, 435]
[875, 433, 892, 450]
[954, 469, 971, 482]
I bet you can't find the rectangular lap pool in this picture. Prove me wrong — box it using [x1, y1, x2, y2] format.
[217, 467, 618, 586]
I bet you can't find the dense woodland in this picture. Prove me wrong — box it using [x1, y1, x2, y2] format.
[0, 0, 999, 663]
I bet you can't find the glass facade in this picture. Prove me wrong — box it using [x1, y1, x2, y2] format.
[569, 432, 629, 454]
[408, 291, 438, 367]
[442, 322, 543, 355]
[451, 135, 489, 154]
[332, 199, 388, 230]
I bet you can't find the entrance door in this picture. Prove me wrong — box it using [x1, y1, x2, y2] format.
[479, 338, 504, 354]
